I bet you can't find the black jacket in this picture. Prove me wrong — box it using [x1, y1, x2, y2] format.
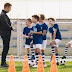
[0, 10, 13, 31]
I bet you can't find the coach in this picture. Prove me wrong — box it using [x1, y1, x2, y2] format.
[0, 3, 13, 67]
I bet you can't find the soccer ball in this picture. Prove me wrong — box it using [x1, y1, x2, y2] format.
[60, 59, 66, 65]
[28, 60, 35, 67]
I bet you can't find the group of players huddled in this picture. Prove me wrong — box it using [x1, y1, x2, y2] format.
[23, 14, 71, 67]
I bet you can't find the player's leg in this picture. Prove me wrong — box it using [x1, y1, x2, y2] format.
[33, 44, 41, 67]
[41, 40, 47, 67]
[50, 41, 55, 64]
[30, 42, 35, 60]
[55, 46, 59, 65]
[35, 44, 41, 65]
[55, 39, 61, 65]
[50, 41, 55, 55]
[62, 40, 72, 59]
[25, 45, 30, 60]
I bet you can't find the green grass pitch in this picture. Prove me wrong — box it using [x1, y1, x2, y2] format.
[0, 61, 72, 72]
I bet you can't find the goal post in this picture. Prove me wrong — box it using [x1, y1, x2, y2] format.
[17, 20, 23, 57]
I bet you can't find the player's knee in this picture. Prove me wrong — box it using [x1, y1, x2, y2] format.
[41, 50, 44, 52]
[55, 47, 58, 53]
[66, 43, 70, 48]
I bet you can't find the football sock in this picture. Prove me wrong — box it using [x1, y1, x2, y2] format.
[51, 46, 55, 55]
[64, 47, 68, 56]
[41, 52, 45, 65]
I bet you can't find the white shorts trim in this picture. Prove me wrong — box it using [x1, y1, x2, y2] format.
[41, 40, 47, 50]
[33, 44, 42, 49]
[25, 45, 30, 48]
[55, 39, 61, 47]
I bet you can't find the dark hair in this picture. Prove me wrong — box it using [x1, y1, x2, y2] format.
[27, 18, 32, 23]
[32, 15, 39, 21]
[4, 3, 12, 8]
[48, 18, 55, 21]
[40, 14, 45, 20]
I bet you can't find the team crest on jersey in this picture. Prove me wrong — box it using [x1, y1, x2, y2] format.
[41, 27, 42, 29]
[53, 27, 54, 31]
[34, 28, 37, 32]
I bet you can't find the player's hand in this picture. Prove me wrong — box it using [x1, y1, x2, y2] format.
[30, 31, 34, 34]
[26, 36, 30, 39]
[29, 36, 33, 39]
[30, 41, 33, 46]
[28, 33, 31, 36]
[28, 31, 33, 35]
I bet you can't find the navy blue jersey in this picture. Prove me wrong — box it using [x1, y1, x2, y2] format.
[23, 27, 33, 45]
[49, 24, 62, 40]
[41, 23, 48, 40]
[32, 23, 43, 44]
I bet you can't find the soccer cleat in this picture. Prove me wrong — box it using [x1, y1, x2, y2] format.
[61, 56, 66, 59]
[57, 62, 59, 65]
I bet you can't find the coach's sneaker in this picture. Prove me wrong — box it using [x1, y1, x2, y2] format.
[1, 63, 9, 68]
[61, 56, 66, 59]
[57, 62, 59, 65]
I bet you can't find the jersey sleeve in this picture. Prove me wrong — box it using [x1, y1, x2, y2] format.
[23, 28, 26, 34]
[54, 24, 58, 29]
[43, 24, 48, 30]
[37, 24, 42, 32]
[49, 28, 52, 33]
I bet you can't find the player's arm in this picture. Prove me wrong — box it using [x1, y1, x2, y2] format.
[23, 35, 30, 39]
[53, 24, 58, 40]
[42, 25, 48, 36]
[29, 31, 42, 35]
[23, 28, 30, 39]
[42, 30, 46, 36]
[50, 33, 53, 42]
[53, 29, 57, 40]
[49, 28, 52, 42]
[33, 31, 42, 34]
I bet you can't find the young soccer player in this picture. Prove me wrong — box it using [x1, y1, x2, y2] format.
[62, 40, 72, 59]
[48, 18, 62, 65]
[29, 15, 43, 67]
[23, 18, 33, 61]
[39, 14, 48, 67]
